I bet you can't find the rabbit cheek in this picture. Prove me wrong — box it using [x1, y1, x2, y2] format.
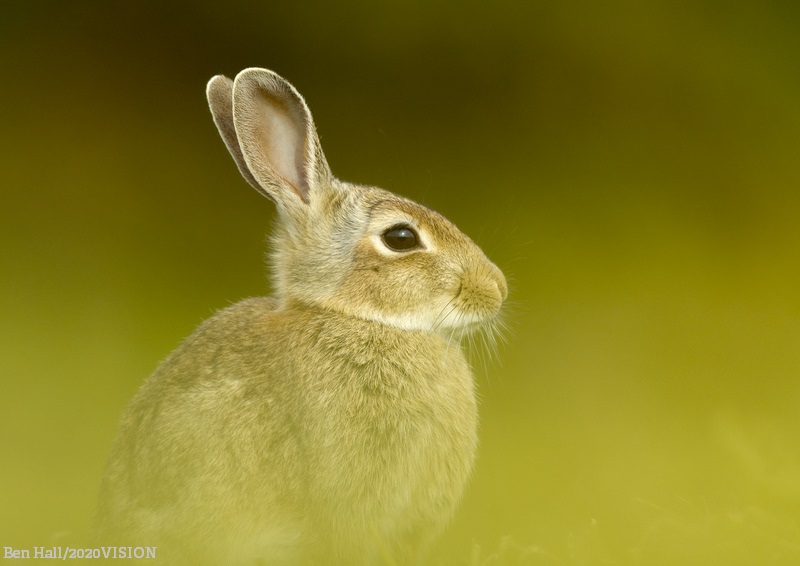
[328, 244, 443, 330]
[378, 254, 451, 315]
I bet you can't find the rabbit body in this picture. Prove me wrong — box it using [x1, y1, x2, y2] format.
[95, 68, 506, 565]
[97, 297, 476, 564]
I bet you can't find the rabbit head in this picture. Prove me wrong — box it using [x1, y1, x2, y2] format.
[207, 68, 506, 335]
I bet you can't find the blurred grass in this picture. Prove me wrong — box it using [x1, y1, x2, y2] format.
[2, 1, 800, 564]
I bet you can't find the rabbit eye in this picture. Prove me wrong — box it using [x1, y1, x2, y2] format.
[382, 225, 419, 251]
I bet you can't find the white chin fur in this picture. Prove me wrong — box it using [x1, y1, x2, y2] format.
[360, 311, 442, 333]
[362, 307, 489, 335]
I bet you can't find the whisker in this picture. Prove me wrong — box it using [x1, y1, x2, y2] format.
[433, 296, 460, 333]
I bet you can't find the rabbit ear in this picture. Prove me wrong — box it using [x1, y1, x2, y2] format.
[229, 68, 331, 208]
[206, 75, 268, 198]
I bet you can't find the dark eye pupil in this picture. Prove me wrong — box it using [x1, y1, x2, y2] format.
[383, 226, 418, 251]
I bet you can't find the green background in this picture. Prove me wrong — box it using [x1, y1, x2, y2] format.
[2, 1, 800, 564]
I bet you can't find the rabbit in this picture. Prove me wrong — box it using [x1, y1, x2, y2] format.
[93, 67, 507, 565]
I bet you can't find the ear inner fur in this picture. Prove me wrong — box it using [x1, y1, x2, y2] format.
[232, 69, 315, 205]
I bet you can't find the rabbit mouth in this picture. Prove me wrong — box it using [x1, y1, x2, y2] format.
[432, 282, 505, 335]
[434, 306, 500, 335]
[434, 308, 506, 359]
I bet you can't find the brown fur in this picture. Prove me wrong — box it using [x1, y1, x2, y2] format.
[94, 68, 506, 565]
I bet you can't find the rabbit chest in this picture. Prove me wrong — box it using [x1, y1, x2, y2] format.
[264, 305, 479, 541]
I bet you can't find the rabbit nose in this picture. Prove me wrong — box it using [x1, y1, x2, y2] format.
[496, 271, 508, 302]
[487, 262, 508, 303]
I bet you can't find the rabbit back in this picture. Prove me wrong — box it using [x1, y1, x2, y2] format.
[96, 296, 477, 564]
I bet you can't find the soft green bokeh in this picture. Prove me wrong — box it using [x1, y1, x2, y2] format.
[2, 1, 799, 563]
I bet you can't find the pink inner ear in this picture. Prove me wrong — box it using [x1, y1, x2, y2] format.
[254, 93, 309, 202]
